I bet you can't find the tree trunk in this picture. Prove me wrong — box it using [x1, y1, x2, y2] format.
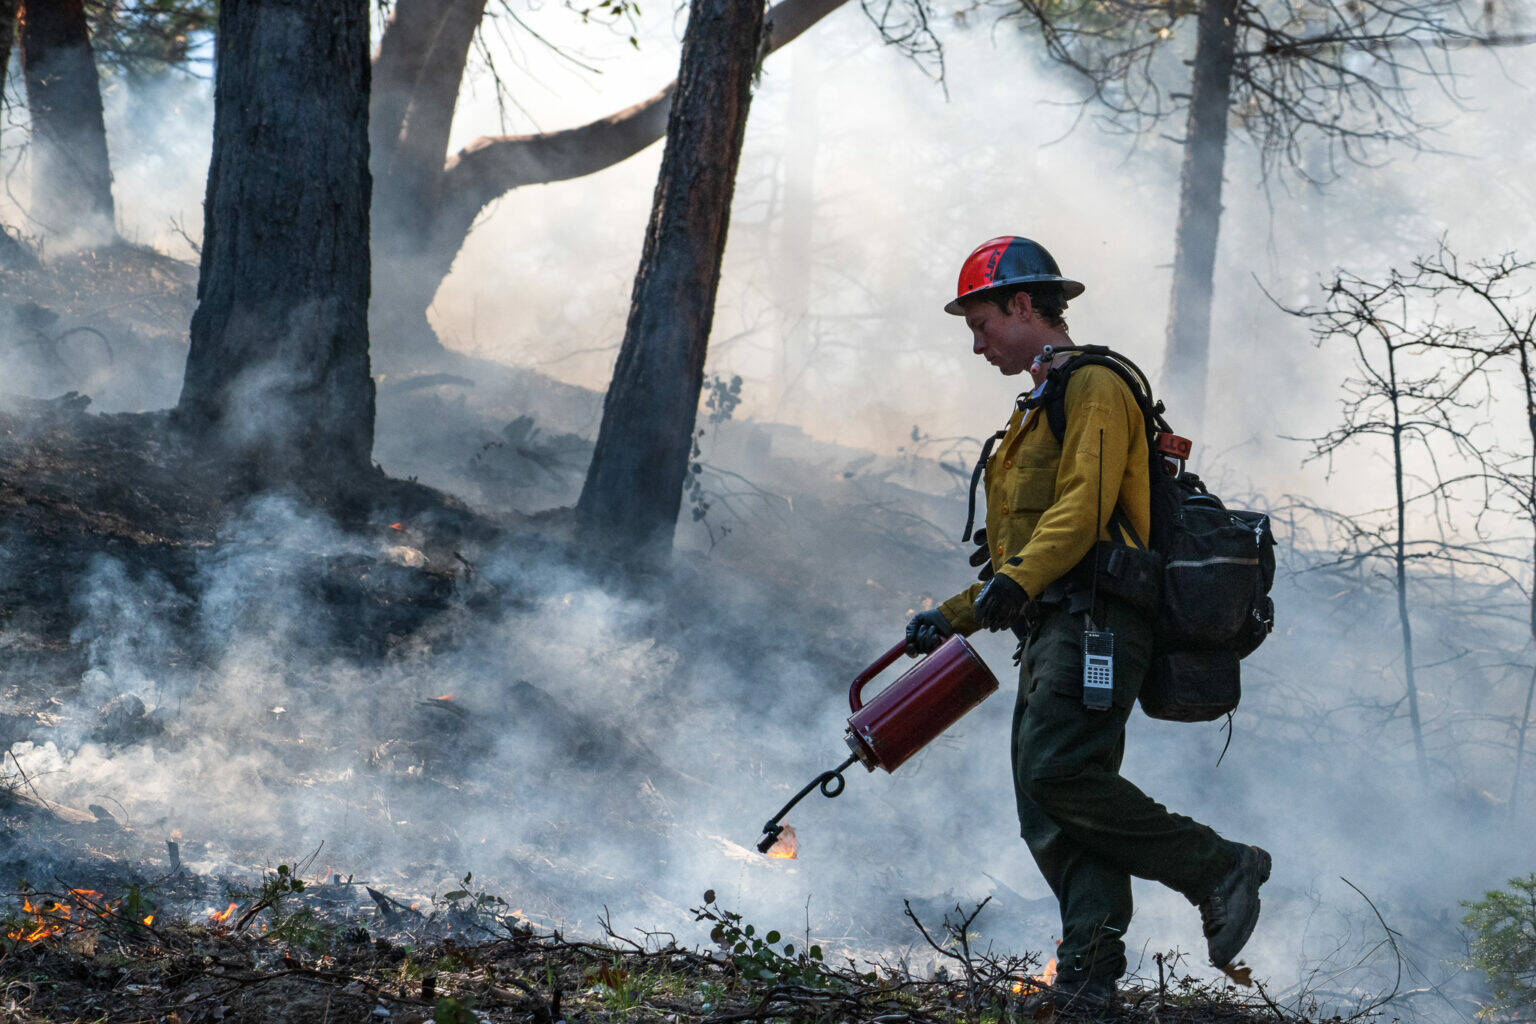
[0, 0, 38, 268]
[1387, 343, 1429, 788]
[17, 0, 116, 246]
[573, 0, 765, 562]
[369, 0, 487, 368]
[176, 0, 375, 483]
[367, 0, 845, 364]
[0, 0, 14, 83]
[1162, 0, 1238, 434]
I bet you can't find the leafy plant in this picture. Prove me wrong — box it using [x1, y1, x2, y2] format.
[1462, 874, 1536, 1020]
[693, 890, 852, 988]
[229, 861, 309, 932]
[433, 995, 478, 1024]
[586, 957, 658, 1015]
[684, 374, 745, 547]
[270, 907, 338, 953]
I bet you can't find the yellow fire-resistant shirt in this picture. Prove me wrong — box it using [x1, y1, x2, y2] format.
[937, 364, 1152, 635]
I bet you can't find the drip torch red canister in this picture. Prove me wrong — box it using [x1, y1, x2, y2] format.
[756, 635, 1000, 853]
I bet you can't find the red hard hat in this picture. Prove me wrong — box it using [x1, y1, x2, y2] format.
[945, 236, 1085, 315]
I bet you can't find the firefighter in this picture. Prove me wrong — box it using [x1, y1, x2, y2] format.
[906, 236, 1270, 1010]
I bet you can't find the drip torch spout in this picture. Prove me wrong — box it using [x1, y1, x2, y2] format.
[756, 753, 860, 853]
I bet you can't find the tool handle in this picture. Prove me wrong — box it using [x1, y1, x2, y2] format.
[849, 639, 911, 713]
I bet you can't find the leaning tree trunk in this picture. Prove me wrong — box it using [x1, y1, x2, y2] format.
[365, 0, 845, 365]
[1162, 0, 1239, 434]
[573, 0, 765, 562]
[17, 0, 116, 245]
[176, 0, 375, 483]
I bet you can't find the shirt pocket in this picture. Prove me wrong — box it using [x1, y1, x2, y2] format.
[1005, 464, 1057, 515]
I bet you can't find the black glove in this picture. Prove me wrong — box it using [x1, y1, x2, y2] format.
[973, 574, 1029, 631]
[968, 528, 995, 582]
[905, 609, 954, 655]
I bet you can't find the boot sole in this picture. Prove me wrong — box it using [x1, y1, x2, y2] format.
[1210, 846, 1271, 968]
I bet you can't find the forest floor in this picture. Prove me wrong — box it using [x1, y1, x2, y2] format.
[0, 881, 1291, 1024]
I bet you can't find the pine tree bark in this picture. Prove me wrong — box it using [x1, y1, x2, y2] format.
[0, 0, 15, 101]
[0, 0, 37, 268]
[366, 0, 843, 364]
[573, 0, 765, 562]
[176, 0, 375, 483]
[1162, 0, 1238, 434]
[17, 0, 116, 244]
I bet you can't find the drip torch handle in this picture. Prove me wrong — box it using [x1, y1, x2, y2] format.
[849, 640, 912, 713]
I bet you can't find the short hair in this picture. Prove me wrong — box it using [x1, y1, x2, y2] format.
[988, 283, 1069, 331]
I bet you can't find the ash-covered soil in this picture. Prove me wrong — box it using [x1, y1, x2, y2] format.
[0, 882, 1287, 1024]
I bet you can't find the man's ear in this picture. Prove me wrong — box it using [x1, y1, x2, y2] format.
[1009, 290, 1036, 321]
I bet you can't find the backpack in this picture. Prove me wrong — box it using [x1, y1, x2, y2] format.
[970, 344, 1276, 722]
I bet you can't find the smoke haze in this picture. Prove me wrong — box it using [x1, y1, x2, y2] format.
[2, 6, 1535, 1021]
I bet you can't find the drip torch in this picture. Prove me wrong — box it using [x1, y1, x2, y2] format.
[756, 634, 1000, 853]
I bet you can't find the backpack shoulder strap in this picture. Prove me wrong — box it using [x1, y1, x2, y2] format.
[1024, 345, 1166, 444]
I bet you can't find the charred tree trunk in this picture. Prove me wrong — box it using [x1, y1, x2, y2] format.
[1162, 0, 1238, 434]
[573, 0, 765, 562]
[176, 0, 375, 483]
[0, 0, 13, 83]
[369, 0, 486, 367]
[366, 0, 844, 365]
[0, 0, 38, 268]
[17, 0, 116, 245]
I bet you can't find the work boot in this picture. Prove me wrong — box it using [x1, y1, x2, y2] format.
[1016, 976, 1115, 1018]
[1199, 844, 1272, 968]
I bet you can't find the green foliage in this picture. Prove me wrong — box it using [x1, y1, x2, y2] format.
[685, 374, 744, 543]
[226, 861, 309, 932]
[586, 956, 656, 1015]
[694, 891, 853, 989]
[566, 0, 642, 48]
[89, 0, 218, 77]
[432, 995, 478, 1024]
[1462, 874, 1536, 1019]
[703, 374, 743, 427]
[116, 882, 159, 933]
[270, 907, 339, 953]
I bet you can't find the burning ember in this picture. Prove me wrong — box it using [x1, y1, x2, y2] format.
[1011, 957, 1058, 994]
[765, 824, 798, 859]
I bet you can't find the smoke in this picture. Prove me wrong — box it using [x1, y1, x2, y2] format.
[0, 6, 1534, 1022]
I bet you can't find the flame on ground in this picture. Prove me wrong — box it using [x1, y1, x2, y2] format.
[7, 898, 69, 943]
[1011, 958, 1058, 995]
[765, 824, 798, 859]
[7, 890, 118, 944]
[209, 902, 238, 925]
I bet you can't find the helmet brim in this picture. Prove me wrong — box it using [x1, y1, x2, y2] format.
[944, 276, 1085, 316]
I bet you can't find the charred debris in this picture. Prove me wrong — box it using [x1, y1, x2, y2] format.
[0, 877, 1312, 1024]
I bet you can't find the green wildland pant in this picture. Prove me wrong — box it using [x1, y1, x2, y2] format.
[1012, 595, 1237, 984]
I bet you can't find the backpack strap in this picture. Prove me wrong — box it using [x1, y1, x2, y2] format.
[1025, 346, 1164, 445]
[961, 427, 1007, 542]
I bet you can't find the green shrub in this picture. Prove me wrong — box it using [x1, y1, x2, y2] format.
[1462, 873, 1536, 1020]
